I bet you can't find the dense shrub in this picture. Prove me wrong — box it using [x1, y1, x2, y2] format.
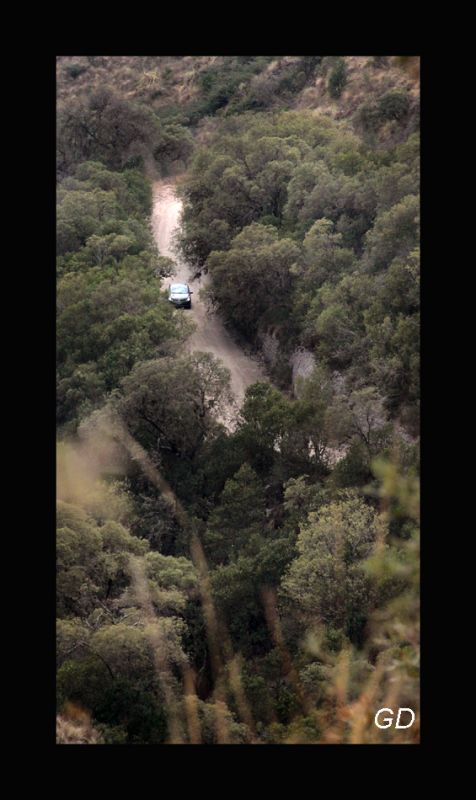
[378, 90, 411, 121]
[56, 56, 419, 744]
[357, 90, 411, 133]
[66, 63, 88, 79]
[328, 58, 347, 98]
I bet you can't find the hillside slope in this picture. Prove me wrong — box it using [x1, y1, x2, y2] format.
[57, 55, 419, 139]
[56, 55, 420, 746]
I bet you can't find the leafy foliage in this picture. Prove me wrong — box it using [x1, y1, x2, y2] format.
[56, 163, 187, 430]
[328, 58, 348, 99]
[281, 494, 379, 641]
[56, 56, 419, 744]
[179, 113, 419, 422]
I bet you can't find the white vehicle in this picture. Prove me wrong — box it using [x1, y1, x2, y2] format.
[168, 283, 193, 309]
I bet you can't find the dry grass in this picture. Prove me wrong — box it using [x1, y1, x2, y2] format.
[56, 55, 419, 127]
[295, 56, 419, 120]
[56, 56, 221, 112]
[56, 703, 104, 744]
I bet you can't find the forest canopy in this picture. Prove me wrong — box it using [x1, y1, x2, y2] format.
[56, 55, 420, 745]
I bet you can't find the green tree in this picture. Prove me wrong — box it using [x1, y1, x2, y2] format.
[204, 463, 267, 564]
[237, 382, 294, 474]
[328, 58, 347, 99]
[56, 501, 147, 618]
[207, 223, 299, 337]
[300, 218, 354, 289]
[301, 56, 322, 81]
[281, 494, 379, 642]
[364, 194, 419, 272]
[378, 90, 410, 121]
[57, 87, 160, 175]
[115, 353, 232, 464]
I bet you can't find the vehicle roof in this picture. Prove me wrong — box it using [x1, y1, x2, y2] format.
[170, 283, 188, 290]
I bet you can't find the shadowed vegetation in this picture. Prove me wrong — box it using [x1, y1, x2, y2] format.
[56, 55, 419, 744]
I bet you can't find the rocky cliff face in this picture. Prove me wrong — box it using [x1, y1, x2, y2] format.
[259, 330, 317, 398]
[289, 348, 317, 397]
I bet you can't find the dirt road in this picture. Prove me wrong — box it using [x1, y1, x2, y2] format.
[151, 181, 265, 423]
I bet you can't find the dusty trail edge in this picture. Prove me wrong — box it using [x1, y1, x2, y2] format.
[151, 179, 266, 429]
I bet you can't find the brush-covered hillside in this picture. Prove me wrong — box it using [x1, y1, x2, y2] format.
[57, 56, 419, 165]
[56, 55, 420, 745]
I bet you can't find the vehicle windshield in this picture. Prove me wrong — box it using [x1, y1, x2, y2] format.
[170, 284, 188, 294]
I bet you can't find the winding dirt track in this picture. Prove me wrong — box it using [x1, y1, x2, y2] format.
[151, 181, 265, 420]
